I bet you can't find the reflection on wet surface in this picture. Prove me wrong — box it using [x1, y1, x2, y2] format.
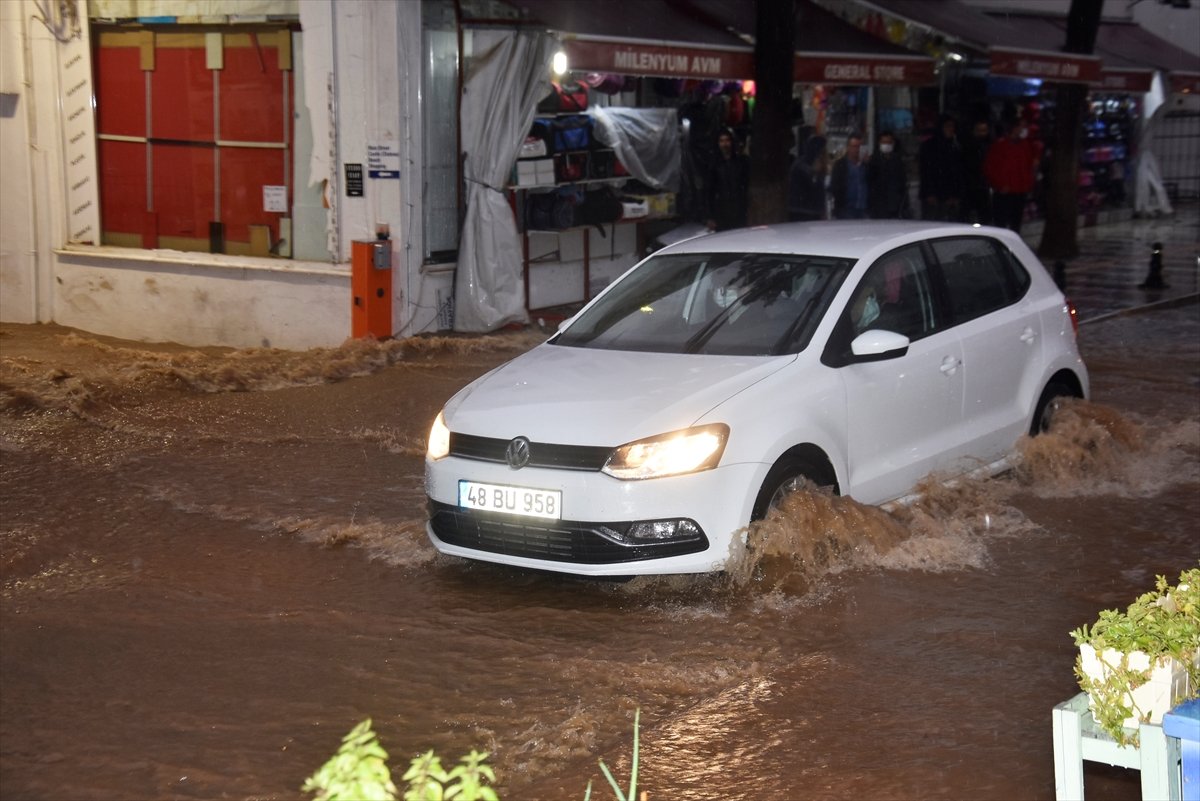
[2, 234, 1199, 799]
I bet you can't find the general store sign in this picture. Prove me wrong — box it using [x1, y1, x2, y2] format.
[989, 47, 1101, 84]
[562, 38, 754, 79]
[794, 54, 935, 86]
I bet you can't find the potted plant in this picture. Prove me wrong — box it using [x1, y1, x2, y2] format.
[1070, 566, 1200, 746]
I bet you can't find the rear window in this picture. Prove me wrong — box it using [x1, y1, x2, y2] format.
[932, 237, 1031, 324]
[552, 252, 852, 355]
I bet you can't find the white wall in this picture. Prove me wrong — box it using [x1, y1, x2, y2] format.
[0, 0, 37, 324]
[0, 0, 440, 350]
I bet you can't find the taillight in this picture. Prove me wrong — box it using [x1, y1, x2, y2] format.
[1065, 298, 1079, 337]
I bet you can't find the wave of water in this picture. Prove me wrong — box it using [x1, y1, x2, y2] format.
[0, 330, 544, 417]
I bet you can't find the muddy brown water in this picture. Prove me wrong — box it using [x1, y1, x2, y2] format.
[1, 304, 1197, 801]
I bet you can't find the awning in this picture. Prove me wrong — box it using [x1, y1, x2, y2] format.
[502, 0, 755, 79]
[857, 0, 1102, 84]
[983, 13, 1199, 94]
[505, 0, 934, 85]
[682, 0, 936, 85]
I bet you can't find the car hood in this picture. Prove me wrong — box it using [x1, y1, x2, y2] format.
[444, 344, 793, 446]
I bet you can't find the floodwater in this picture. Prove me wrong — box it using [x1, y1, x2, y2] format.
[1, 300, 1197, 800]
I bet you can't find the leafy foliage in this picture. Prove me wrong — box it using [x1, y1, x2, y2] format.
[1070, 567, 1200, 745]
[402, 749, 498, 801]
[307, 712, 645, 801]
[302, 719, 398, 801]
[303, 721, 498, 801]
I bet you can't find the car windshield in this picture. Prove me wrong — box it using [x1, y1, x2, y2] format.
[551, 252, 852, 355]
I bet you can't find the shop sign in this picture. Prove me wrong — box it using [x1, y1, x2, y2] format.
[1095, 70, 1153, 93]
[562, 38, 754, 79]
[794, 55, 935, 86]
[989, 47, 1101, 84]
[1169, 72, 1200, 95]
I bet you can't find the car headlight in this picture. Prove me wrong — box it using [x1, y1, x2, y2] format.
[427, 412, 450, 460]
[603, 423, 729, 480]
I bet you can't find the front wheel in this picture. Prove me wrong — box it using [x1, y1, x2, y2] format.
[751, 456, 836, 521]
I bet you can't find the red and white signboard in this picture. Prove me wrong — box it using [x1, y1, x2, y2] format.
[794, 54, 935, 86]
[989, 47, 1101, 84]
[1095, 69, 1154, 93]
[1170, 72, 1200, 95]
[562, 38, 754, 80]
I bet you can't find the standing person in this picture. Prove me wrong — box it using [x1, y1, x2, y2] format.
[829, 133, 869, 219]
[961, 119, 993, 225]
[787, 135, 828, 221]
[867, 131, 910, 219]
[918, 114, 965, 221]
[705, 127, 750, 232]
[984, 119, 1039, 233]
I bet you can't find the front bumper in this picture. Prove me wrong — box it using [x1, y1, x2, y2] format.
[424, 457, 761, 576]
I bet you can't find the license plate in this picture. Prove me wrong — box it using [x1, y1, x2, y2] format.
[458, 481, 562, 520]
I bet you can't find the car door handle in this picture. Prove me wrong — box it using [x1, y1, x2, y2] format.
[1020, 327, 1037, 345]
[939, 355, 960, 375]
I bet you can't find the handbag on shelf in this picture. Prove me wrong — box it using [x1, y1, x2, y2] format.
[536, 81, 589, 113]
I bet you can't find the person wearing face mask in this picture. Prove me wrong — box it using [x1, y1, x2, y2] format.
[867, 131, 910, 219]
[984, 119, 1039, 233]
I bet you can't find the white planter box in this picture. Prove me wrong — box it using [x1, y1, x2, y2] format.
[1079, 643, 1195, 728]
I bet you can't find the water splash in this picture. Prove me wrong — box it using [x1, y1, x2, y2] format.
[721, 398, 1194, 596]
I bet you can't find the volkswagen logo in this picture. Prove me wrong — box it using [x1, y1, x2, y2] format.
[505, 436, 532, 469]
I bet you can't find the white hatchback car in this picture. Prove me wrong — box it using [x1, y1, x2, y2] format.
[425, 222, 1087, 576]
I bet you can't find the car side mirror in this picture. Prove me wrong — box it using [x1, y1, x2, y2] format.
[849, 329, 910, 362]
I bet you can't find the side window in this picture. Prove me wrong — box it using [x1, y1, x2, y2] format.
[846, 244, 938, 341]
[932, 237, 1026, 324]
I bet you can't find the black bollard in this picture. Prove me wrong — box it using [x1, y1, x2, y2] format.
[1138, 241, 1168, 289]
[1053, 260, 1067, 292]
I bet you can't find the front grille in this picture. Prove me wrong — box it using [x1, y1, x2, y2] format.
[428, 501, 708, 564]
[450, 433, 612, 471]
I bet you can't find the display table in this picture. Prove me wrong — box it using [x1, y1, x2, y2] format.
[1053, 691, 1183, 800]
[1163, 699, 1200, 801]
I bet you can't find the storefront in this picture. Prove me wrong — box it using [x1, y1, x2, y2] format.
[477, 0, 936, 321]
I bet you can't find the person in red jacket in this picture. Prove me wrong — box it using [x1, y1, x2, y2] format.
[984, 120, 1039, 233]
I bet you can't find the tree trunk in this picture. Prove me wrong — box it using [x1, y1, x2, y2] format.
[747, 0, 795, 226]
[1037, 0, 1103, 261]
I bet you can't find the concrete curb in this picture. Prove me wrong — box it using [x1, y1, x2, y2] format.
[1079, 292, 1200, 326]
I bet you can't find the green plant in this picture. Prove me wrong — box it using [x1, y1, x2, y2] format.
[1070, 566, 1200, 745]
[584, 708, 641, 801]
[302, 719, 398, 801]
[402, 749, 498, 801]
[303, 720, 498, 801]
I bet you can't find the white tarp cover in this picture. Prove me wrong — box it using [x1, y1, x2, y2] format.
[591, 107, 680, 192]
[1136, 102, 1175, 216]
[454, 29, 555, 332]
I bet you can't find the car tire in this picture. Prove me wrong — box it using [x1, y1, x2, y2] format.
[1030, 380, 1074, 436]
[751, 456, 836, 521]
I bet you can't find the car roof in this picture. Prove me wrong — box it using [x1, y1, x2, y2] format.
[661, 221, 1012, 260]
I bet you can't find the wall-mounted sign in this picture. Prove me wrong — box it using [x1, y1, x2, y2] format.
[562, 38, 754, 80]
[794, 54, 935, 86]
[989, 47, 1101, 84]
[345, 163, 364, 197]
[367, 143, 401, 179]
